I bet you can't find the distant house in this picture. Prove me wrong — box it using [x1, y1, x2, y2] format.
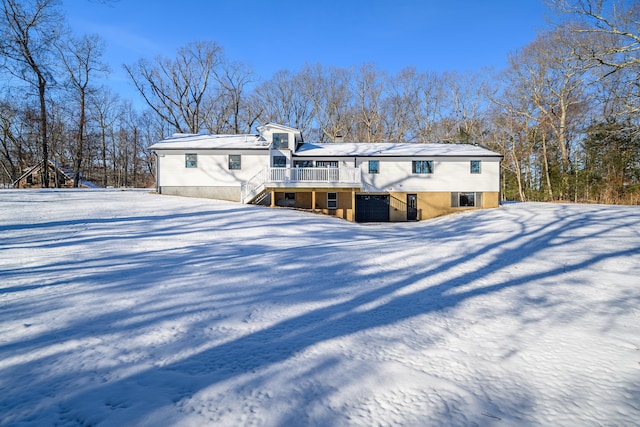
[149, 124, 503, 222]
[13, 160, 73, 189]
[13, 160, 93, 189]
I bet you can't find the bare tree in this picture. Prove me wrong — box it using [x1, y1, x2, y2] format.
[502, 29, 589, 199]
[88, 87, 120, 187]
[549, 0, 640, 73]
[137, 109, 166, 184]
[57, 33, 107, 187]
[381, 68, 412, 142]
[124, 40, 223, 134]
[212, 60, 255, 133]
[550, 0, 640, 129]
[496, 51, 554, 199]
[301, 64, 353, 142]
[438, 71, 490, 144]
[0, 99, 21, 183]
[0, 0, 63, 187]
[404, 69, 444, 143]
[488, 95, 539, 202]
[351, 63, 386, 142]
[255, 70, 314, 135]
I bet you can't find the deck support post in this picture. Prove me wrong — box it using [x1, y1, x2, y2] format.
[351, 189, 356, 222]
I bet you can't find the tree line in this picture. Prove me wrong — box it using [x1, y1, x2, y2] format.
[1, 0, 638, 204]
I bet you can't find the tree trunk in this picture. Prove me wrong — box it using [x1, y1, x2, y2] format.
[73, 94, 86, 188]
[558, 105, 570, 199]
[541, 132, 554, 200]
[101, 128, 108, 187]
[513, 151, 526, 202]
[38, 76, 49, 188]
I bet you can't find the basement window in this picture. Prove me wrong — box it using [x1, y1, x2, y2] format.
[451, 192, 483, 208]
[327, 192, 338, 209]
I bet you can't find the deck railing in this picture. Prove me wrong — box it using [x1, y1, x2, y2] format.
[268, 167, 360, 183]
[242, 167, 362, 203]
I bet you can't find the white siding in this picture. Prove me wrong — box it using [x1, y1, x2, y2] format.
[157, 150, 269, 187]
[358, 157, 501, 192]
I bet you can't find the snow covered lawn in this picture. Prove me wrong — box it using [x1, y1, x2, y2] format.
[1, 189, 639, 426]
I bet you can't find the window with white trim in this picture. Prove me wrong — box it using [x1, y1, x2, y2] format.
[412, 160, 433, 174]
[317, 161, 338, 168]
[470, 160, 481, 174]
[272, 133, 289, 149]
[273, 156, 286, 167]
[368, 160, 379, 174]
[229, 155, 241, 170]
[185, 153, 198, 168]
[294, 160, 313, 168]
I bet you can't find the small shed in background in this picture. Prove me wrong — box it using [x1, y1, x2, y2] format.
[13, 160, 76, 188]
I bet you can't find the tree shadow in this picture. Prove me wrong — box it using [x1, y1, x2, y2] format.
[1, 194, 639, 426]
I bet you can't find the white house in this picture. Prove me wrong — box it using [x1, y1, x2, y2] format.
[149, 124, 503, 222]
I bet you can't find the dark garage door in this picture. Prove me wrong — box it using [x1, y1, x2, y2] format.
[356, 194, 390, 222]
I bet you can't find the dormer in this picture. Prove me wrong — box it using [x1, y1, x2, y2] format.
[257, 123, 304, 152]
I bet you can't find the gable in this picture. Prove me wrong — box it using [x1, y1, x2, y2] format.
[256, 123, 303, 150]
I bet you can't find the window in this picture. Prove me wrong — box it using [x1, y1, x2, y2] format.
[317, 161, 338, 168]
[272, 133, 289, 149]
[327, 192, 338, 209]
[284, 192, 296, 200]
[368, 160, 379, 174]
[451, 192, 483, 207]
[459, 192, 475, 207]
[185, 153, 198, 168]
[273, 156, 286, 167]
[229, 155, 241, 170]
[294, 160, 313, 168]
[412, 160, 433, 174]
[470, 160, 481, 174]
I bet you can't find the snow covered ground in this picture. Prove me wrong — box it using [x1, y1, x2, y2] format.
[1, 189, 639, 427]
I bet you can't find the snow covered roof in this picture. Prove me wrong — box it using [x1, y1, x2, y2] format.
[149, 131, 502, 158]
[294, 142, 502, 158]
[256, 123, 302, 135]
[149, 133, 269, 150]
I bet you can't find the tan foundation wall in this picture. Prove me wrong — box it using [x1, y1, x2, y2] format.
[482, 192, 500, 208]
[387, 192, 447, 220]
[272, 188, 356, 222]
[389, 191, 501, 220]
[273, 190, 499, 222]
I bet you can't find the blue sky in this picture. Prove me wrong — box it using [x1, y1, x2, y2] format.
[63, 0, 550, 104]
